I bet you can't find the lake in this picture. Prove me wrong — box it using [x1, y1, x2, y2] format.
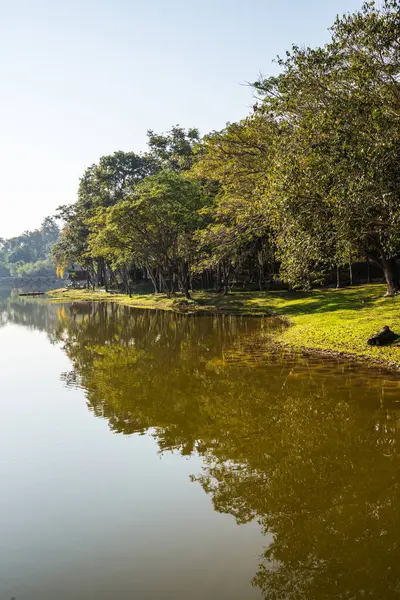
[1, 288, 400, 600]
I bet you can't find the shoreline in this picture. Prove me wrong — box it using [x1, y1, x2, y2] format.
[47, 286, 400, 372]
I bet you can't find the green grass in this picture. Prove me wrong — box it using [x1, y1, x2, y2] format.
[48, 285, 400, 369]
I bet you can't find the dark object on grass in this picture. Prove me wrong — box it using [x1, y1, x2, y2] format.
[367, 325, 398, 346]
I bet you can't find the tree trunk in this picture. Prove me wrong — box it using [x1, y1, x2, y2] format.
[170, 267, 177, 294]
[180, 277, 191, 299]
[222, 262, 231, 295]
[381, 257, 399, 295]
[336, 265, 340, 289]
[97, 259, 104, 287]
[367, 258, 371, 284]
[349, 251, 353, 286]
[258, 264, 263, 291]
[181, 262, 191, 299]
[104, 263, 108, 292]
[122, 265, 131, 297]
[216, 263, 222, 293]
[146, 265, 158, 294]
[159, 271, 171, 297]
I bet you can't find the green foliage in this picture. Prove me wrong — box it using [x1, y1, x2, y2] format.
[0, 217, 60, 278]
[54, 151, 155, 256]
[191, 0, 400, 293]
[191, 116, 277, 290]
[50, 1, 400, 295]
[77, 151, 158, 211]
[258, 0, 400, 291]
[9, 260, 57, 278]
[147, 125, 200, 172]
[52, 136, 203, 290]
[89, 170, 208, 296]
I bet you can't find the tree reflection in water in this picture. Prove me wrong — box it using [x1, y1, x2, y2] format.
[53, 302, 400, 599]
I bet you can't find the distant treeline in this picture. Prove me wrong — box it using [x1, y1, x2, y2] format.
[53, 1, 400, 296]
[0, 217, 60, 278]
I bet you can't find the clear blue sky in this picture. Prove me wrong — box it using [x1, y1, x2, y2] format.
[1, 0, 363, 238]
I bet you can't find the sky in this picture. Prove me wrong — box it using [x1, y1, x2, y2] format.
[0, 0, 363, 238]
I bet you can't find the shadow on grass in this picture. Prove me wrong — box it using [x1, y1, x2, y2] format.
[193, 285, 388, 317]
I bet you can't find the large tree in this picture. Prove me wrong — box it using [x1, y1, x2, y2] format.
[89, 170, 208, 297]
[53, 151, 156, 283]
[254, 0, 400, 293]
[193, 1, 400, 294]
[192, 115, 278, 291]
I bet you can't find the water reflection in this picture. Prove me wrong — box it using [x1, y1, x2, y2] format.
[0, 286, 62, 339]
[42, 301, 400, 599]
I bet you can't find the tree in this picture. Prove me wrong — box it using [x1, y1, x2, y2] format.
[191, 1, 400, 294]
[89, 170, 208, 297]
[253, 0, 400, 293]
[0, 218, 60, 277]
[40, 217, 60, 254]
[53, 151, 156, 285]
[77, 151, 157, 211]
[147, 125, 200, 172]
[50, 2, 400, 295]
[191, 116, 278, 291]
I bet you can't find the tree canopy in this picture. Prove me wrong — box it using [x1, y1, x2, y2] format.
[51, 1, 400, 295]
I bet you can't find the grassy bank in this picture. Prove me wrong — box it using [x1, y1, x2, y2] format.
[48, 285, 400, 369]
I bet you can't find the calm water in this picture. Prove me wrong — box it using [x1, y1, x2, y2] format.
[1, 288, 400, 600]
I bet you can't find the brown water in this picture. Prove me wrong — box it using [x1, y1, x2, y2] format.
[1, 288, 400, 600]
